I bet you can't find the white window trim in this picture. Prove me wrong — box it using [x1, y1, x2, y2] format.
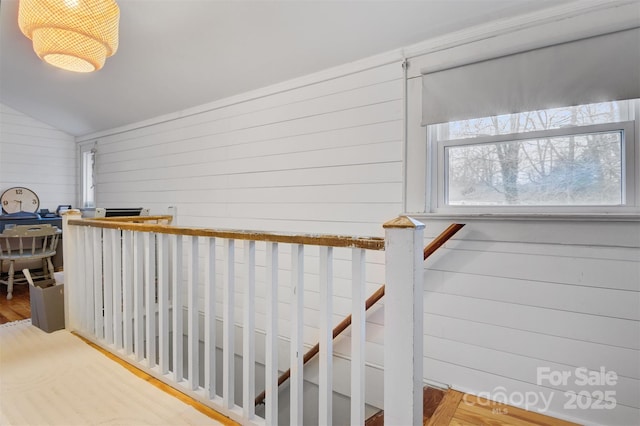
[78, 141, 97, 209]
[425, 109, 640, 218]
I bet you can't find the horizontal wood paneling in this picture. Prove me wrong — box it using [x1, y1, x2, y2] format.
[424, 357, 640, 426]
[424, 292, 638, 349]
[98, 80, 401, 154]
[97, 183, 400, 205]
[2, 139, 76, 160]
[94, 63, 404, 239]
[0, 117, 72, 138]
[426, 247, 639, 291]
[99, 139, 401, 183]
[1, 163, 75, 180]
[86, 62, 401, 145]
[99, 120, 400, 171]
[96, 98, 401, 163]
[423, 314, 640, 380]
[0, 104, 76, 210]
[99, 162, 402, 193]
[422, 219, 640, 426]
[424, 336, 639, 408]
[425, 271, 639, 320]
[420, 218, 640, 248]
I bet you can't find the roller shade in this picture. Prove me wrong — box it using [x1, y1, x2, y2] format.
[421, 28, 640, 126]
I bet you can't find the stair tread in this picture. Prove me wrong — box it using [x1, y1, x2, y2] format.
[364, 386, 445, 426]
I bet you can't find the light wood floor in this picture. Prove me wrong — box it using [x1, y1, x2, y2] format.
[428, 389, 580, 426]
[0, 281, 30, 324]
[1, 284, 580, 426]
[365, 386, 446, 425]
[364, 387, 579, 426]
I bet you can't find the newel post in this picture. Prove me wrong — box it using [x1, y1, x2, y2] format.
[383, 216, 425, 426]
[62, 209, 82, 331]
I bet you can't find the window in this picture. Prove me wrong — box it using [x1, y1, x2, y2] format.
[427, 100, 639, 214]
[80, 144, 96, 208]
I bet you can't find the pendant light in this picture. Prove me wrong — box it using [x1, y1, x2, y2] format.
[18, 0, 120, 73]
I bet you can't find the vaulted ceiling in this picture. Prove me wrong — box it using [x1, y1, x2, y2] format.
[0, 0, 565, 137]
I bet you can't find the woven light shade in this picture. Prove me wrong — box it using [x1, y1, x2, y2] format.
[18, 0, 120, 73]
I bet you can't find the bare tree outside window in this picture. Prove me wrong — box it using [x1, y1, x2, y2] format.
[441, 102, 625, 206]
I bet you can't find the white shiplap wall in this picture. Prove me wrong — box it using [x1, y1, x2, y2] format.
[418, 219, 640, 426]
[92, 63, 404, 237]
[0, 103, 76, 210]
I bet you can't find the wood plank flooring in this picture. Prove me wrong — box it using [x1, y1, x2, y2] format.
[0, 281, 30, 324]
[429, 390, 580, 426]
[365, 386, 446, 426]
[427, 388, 465, 425]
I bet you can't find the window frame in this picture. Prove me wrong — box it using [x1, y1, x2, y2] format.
[79, 142, 97, 208]
[426, 106, 639, 216]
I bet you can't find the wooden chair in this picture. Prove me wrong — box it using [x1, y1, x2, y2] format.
[0, 224, 60, 300]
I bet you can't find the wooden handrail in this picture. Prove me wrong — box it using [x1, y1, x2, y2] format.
[68, 218, 385, 251]
[86, 215, 174, 224]
[254, 223, 465, 407]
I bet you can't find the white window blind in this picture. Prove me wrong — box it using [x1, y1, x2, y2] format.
[421, 28, 640, 126]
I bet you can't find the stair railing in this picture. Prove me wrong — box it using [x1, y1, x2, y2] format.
[254, 223, 465, 408]
[63, 210, 396, 426]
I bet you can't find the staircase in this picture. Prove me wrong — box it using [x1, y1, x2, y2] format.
[365, 386, 446, 425]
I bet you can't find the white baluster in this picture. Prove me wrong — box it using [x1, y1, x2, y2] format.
[91, 227, 103, 339]
[265, 241, 279, 425]
[290, 243, 304, 426]
[83, 227, 94, 334]
[187, 236, 199, 390]
[204, 237, 217, 399]
[319, 246, 333, 425]
[351, 248, 366, 425]
[112, 229, 123, 350]
[158, 233, 170, 374]
[243, 240, 256, 420]
[172, 234, 184, 382]
[103, 228, 114, 345]
[75, 221, 86, 331]
[122, 230, 134, 355]
[134, 231, 144, 362]
[93, 227, 103, 339]
[145, 232, 157, 368]
[223, 239, 235, 409]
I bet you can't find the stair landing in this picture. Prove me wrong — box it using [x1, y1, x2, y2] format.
[365, 387, 580, 426]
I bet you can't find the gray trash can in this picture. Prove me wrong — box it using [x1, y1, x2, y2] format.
[27, 275, 65, 333]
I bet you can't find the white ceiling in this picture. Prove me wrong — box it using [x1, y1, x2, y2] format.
[0, 0, 565, 137]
